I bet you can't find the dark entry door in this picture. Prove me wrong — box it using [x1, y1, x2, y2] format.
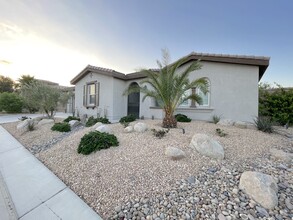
[127, 83, 140, 118]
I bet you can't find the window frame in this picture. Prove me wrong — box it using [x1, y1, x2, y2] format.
[83, 81, 99, 108]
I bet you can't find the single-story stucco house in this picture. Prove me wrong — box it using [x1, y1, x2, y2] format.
[70, 52, 269, 122]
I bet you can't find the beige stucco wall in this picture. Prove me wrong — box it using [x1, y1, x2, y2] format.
[74, 72, 115, 119]
[74, 61, 259, 123]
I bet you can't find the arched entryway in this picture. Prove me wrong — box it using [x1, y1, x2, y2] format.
[127, 82, 140, 118]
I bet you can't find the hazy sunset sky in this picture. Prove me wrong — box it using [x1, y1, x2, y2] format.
[0, 0, 292, 86]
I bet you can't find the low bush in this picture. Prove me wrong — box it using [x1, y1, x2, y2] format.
[77, 131, 119, 155]
[151, 128, 169, 139]
[216, 128, 227, 137]
[63, 116, 80, 122]
[175, 114, 191, 122]
[27, 120, 35, 131]
[0, 92, 23, 113]
[51, 122, 71, 132]
[254, 116, 274, 133]
[119, 114, 136, 123]
[85, 116, 111, 127]
[212, 115, 221, 124]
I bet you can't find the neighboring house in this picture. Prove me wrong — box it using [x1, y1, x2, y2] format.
[70, 52, 269, 122]
[36, 79, 75, 113]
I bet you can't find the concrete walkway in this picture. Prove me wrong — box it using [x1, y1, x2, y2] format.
[0, 124, 102, 219]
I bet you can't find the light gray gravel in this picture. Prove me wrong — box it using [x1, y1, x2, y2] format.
[2, 120, 292, 219]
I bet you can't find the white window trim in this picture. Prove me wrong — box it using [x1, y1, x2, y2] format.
[196, 87, 210, 107]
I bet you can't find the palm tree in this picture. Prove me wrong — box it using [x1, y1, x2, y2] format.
[126, 51, 209, 128]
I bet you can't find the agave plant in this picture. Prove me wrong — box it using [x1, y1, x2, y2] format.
[125, 50, 208, 128]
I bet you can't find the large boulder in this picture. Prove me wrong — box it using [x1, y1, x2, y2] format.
[165, 147, 186, 160]
[239, 171, 278, 209]
[95, 125, 113, 134]
[134, 122, 148, 133]
[92, 122, 103, 130]
[190, 134, 224, 160]
[17, 119, 34, 131]
[38, 119, 54, 126]
[270, 148, 293, 163]
[124, 125, 134, 133]
[218, 119, 235, 126]
[69, 120, 80, 129]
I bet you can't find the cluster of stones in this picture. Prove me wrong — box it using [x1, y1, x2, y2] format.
[16, 117, 82, 154]
[111, 157, 292, 220]
[110, 120, 293, 220]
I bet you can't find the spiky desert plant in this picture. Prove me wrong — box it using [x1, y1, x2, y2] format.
[125, 50, 208, 128]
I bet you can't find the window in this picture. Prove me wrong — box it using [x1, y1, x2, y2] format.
[83, 82, 99, 107]
[196, 87, 209, 106]
[179, 90, 190, 107]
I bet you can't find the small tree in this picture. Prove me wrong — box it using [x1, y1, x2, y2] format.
[0, 92, 23, 113]
[125, 50, 208, 128]
[0, 75, 14, 93]
[20, 81, 61, 118]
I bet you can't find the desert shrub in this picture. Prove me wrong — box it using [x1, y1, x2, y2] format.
[0, 92, 23, 113]
[212, 115, 221, 124]
[85, 116, 110, 127]
[216, 128, 227, 137]
[27, 120, 35, 131]
[77, 131, 119, 155]
[254, 116, 274, 133]
[63, 116, 80, 122]
[51, 122, 71, 132]
[120, 121, 130, 128]
[259, 83, 293, 126]
[151, 128, 169, 139]
[175, 114, 191, 122]
[119, 114, 136, 123]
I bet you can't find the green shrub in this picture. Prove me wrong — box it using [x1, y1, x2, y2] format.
[254, 116, 274, 133]
[63, 116, 80, 122]
[259, 83, 293, 126]
[85, 116, 111, 127]
[216, 128, 227, 137]
[175, 114, 191, 122]
[151, 128, 169, 139]
[77, 131, 119, 155]
[212, 115, 221, 124]
[119, 114, 136, 123]
[27, 120, 35, 131]
[51, 122, 71, 132]
[0, 92, 23, 113]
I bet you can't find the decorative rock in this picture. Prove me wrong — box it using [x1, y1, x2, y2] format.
[165, 147, 186, 160]
[92, 122, 103, 130]
[38, 119, 54, 126]
[270, 148, 293, 163]
[68, 120, 80, 128]
[17, 119, 34, 131]
[95, 125, 113, 134]
[218, 119, 235, 126]
[218, 213, 226, 220]
[285, 198, 293, 210]
[255, 206, 269, 217]
[124, 126, 134, 133]
[234, 121, 247, 129]
[239, 171, 278, 209]
[134, 122, 148, 133]
[190, 134, 224, 160]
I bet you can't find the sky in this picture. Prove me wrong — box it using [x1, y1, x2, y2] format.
[0, 0, 292, 87]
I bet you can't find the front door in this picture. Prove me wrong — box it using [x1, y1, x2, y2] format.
[127, 83, 140, 118]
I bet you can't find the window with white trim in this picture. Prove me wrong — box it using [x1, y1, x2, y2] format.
[88, 84, 96, 105]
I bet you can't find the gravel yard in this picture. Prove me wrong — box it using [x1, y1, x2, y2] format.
[2, 120, 293, 219]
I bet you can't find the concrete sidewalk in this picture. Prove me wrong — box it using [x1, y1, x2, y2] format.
[0, 125, 102, 220]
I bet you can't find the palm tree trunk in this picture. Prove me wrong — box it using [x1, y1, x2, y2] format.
[163, 108, 177, 128]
